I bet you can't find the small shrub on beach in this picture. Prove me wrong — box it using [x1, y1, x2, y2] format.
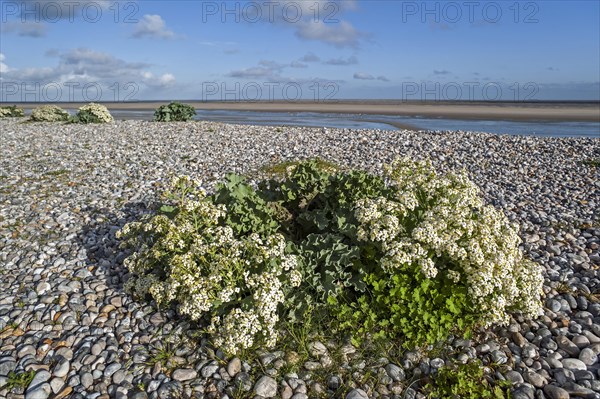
[30, 105, 70, 122]
[118, 158, 543, 355]
[0, 369, 36, 391]
[582, 158, 600, 167]
[0, 105, 24, 118]
[153, 102, 196, 122]
[424, 360, 511, 398]
[71, 102, 113, 123]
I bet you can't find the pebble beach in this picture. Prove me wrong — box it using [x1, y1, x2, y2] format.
[1, 118, 599, 399]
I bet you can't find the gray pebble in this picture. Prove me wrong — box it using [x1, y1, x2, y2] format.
[346, 389, 369, 399]
[254, 376, 277, 398]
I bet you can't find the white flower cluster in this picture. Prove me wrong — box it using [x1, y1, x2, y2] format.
[118, 178, 301, 355]
[0, 106, 24, 118]
[30, 105, 70, 122]
[355, 157, 544, 325]
[77, 102, 114, 123]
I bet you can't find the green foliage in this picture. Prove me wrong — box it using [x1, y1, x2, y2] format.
[582, 158, 600, 167]
[0, 105, 25, 118]
[261, 158, 339, 177]
[334, 266, 477, 347]
[425, 360, 512, 399]
[0, 370, 36, 391]
[154, 101, 196, 122]
[213, 174, 279, 237]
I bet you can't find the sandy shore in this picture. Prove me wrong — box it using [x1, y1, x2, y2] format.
[7, 101, 600, 123]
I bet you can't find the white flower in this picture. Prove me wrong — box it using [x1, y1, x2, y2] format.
[76, 102, 113, 123]
[30, 105, 70, 122]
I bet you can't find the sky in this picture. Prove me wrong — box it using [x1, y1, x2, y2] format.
[0, 0, 599, 101]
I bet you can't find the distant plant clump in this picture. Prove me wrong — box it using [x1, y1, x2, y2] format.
[70, 102, 114, 124]
[30, 105, 70, 122]
[118, 158, 544, 355]
[153, 101, 197, 122]
[0, 105, 25, 118]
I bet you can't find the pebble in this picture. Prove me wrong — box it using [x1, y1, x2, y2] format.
[52, 359, 70, 378]
[385, 364, 405, 381]
[81, 372, 93, 388]
[557, 336, 581, 357]
[254, 376, 277, 398]
[200, 362, 219, 378]
[579, 348, 597, 365]
[308, 342, 328, 357]
[562, 358, 588, 370]
[172, 369, 197, 381]
[346, 389, 369, 399]
[524, 371, 547, 387]
[25, 370, 52, 399]
[544, 385, 570, 399]
[227, 357, 242, 377]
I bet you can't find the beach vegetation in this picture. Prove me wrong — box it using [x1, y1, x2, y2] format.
[70, 103, 114, 124]
[29, 105, 70, 122]
[118, 158, 543, 356]
[261, 158, 339, 177]
[424, 360, 511, 398]
[0, 369, 36, 391]
[0, 105, 25, 118]
[582, 158, 600, 167]
[153, 101, 196, 122]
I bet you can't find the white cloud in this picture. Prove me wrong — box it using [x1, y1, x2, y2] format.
[240, 0, 365, 48]
[226, 58, 345, 86]
[228, 67, 280, 80]
[229, 59, 306, 79]
[354, 72, 374, 80]
[158, 73, 175, 85]
[0, 53, 10, 74]
[296, 21, 362, 48]
[140, 71, 176, 87]
[324, 55, 358, 66]
[1, 48, 175, 94]
[300, 53, 321, 63]
[132, 15, 176, 39]
[353, 72, 390, 82]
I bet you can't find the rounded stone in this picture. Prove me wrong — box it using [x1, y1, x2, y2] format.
[345, 389, 369, 399]
[172, 368, 197, 382]
[544, 384, 570, 399]
[254, 376, 277, 398]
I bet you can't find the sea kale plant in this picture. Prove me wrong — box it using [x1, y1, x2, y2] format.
[30, 105, 70, 122]
[71, 102, 113, 123]
[118, 158, 544, 355]
[0, 105, 25, 118]
[153, 101, 196, 122]
[118, 176, 301, 354]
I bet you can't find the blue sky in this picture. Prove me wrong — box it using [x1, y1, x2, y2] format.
[1, 0, 599, 101]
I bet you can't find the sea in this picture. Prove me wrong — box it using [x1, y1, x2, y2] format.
[36, 108, 600, 138]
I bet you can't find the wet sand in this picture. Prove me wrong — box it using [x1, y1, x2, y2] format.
[7, 101, 600, 123]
